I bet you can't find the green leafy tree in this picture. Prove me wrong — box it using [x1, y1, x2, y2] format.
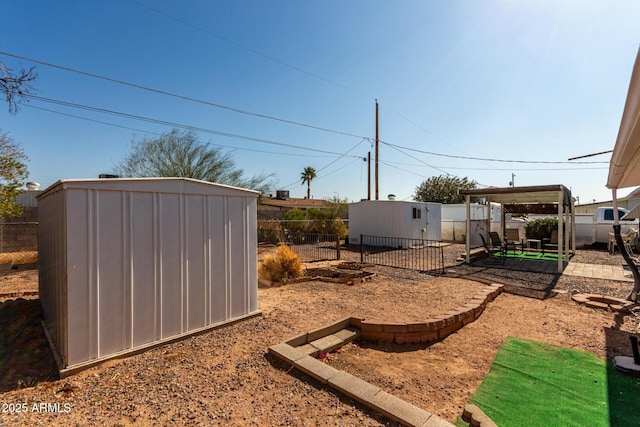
[282, 208, 306, 233]
[413, 175, 478, 204]
[115, 129, 274, 194]
[1, 61, 37, 114]
[300, 166, 317, 199]
[305, 208, 347, 237]
[0, 132, 29, 217]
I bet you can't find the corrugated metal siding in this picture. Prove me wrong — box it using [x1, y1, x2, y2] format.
[37, 187, 68, 365]
[348, 201, 442, 243]
[38, 179, 258, 370]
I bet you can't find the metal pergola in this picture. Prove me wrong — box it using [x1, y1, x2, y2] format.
[460, 185, 575, 273]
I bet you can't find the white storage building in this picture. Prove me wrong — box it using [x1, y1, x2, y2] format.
[37, 178, 259, 376]
[348, 200, 441, 245]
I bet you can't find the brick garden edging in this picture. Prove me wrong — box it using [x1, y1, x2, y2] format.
[570, 292, 638, 313]
[269, 284, 504, 427]
[358, 284, 503, 344]
[462, 404, 498, 427]
[269, 318, 454, 427]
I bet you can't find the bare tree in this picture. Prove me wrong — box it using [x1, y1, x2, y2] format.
[0, 61, 37, 114]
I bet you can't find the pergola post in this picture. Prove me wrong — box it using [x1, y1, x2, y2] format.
[465, 195, 471, 264]
[571, 197, 576, 255]
[486, 198, 491, 239]
[558, 190, 564, 273]
[500, 202, 505, 240]
[565, 204, 569, 259]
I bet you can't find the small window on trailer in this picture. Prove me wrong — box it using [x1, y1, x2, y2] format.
[412, 207, 421, 219]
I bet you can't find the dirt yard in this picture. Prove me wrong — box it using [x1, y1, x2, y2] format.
[0, 244, 639, 426]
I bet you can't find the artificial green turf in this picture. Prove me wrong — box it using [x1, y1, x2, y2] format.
[468, 337, 640, 427]
[491, 250, 566, 262]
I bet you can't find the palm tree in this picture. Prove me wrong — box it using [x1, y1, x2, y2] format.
[300, 166, 317, 199]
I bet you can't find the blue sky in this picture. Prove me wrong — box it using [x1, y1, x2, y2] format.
[1, 1, 639, 203]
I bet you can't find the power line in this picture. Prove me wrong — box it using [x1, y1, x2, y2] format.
[128, 1, 469, 157]
[278, 139, 367, 190]
[316, 139, 366, 173]
[27, 95, 366, 159]
[380, 140, 608, 164]
[381, 104, 466, 155]
[382, 159, 608, 171]
[280, 157, 364, 191]
[3, 50, 607, 167]
[22, 104, 339, 159]
[128, 0, 367, 98]
[383, 142, 452, 176]
[0, 51, 371, 141]
[23, 104, 164, 136]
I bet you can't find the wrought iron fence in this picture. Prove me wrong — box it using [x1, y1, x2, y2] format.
[258, 229, 341, 261]
[359, 234, 445, 274]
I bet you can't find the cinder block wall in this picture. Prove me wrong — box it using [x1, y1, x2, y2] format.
[0, 207, 38, 252]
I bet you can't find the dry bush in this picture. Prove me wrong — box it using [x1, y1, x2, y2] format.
[258, 245, 303, 282]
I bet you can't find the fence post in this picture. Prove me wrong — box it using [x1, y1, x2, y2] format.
[336, 234, 341, 260]
[360, 234, 363, 263]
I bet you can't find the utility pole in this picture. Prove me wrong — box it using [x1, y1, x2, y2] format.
[509, 173, 515, 188]
[367, 151, 371, 200]
[375, 99, 379, 200]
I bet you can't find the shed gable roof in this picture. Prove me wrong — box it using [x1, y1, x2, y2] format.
[38, 177, 259, 200]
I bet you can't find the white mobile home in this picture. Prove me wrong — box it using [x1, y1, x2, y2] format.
[440, 203, 501, 221]
[348, 200, 441, 245]
[38, 178, 259, 376]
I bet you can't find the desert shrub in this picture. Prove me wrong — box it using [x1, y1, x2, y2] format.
[282, 209, 306, 234]
[525, 218, 558, 240]
[257, 220, 282, 244]
[305, 208, 347, 238]
[258, 245, 303, 282]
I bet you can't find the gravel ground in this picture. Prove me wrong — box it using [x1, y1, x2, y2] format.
[0, 244, 638, 426]
[338, 243, 637, 300]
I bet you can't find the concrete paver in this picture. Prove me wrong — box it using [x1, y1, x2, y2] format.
[294, 355, 340, 384]
[327, 371, 382, 405]
[563, 262, 633, 282]
[368, 390, 432, 427]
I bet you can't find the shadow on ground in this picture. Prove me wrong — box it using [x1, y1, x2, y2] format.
[0, 297, 58, 392]
[604, 326, 640, 427]
[447, 264, 561, 299]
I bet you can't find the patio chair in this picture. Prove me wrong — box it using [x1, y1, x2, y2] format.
[505, 228, 524, 254]
[489, 231, 503, 248]
[490, 231, 519, 256]
[608, 228, 637, 255]
[542, 230, 558, 254]
[479, 233, 505, 264]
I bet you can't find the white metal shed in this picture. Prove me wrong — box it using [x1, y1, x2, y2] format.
[37, 178, 259, 375]
[348, 200, 442, 245]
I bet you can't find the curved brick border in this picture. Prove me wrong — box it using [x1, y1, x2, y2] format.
[462, 404, 498, 427]
[570, 292, 638, 313]
[357, 284, 504, 344]
[269, 284, 505, 427]
[270, 318, 455, 427]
